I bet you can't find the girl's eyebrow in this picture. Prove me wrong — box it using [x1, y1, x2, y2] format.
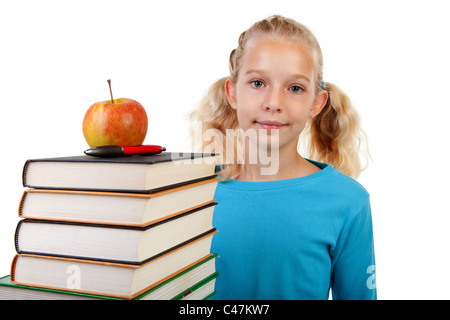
[244, 69, 265, 77]
[244, 69, 311, 83]
[289, 74, 311, 83]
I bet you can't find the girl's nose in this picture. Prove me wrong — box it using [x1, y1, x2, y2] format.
[264, 86, 283, 112]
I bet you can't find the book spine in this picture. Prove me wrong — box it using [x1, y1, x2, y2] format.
[18, 191, 27, 217]
[14, 220, 24, 253]
[22, 160, 31, 188]
[10, 255, 18, 282]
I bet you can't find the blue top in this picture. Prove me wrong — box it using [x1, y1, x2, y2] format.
[211, 160, 376, 300]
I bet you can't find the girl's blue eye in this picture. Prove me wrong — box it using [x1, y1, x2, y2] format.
[251, 80, 265, 88]
[289, 85, 303, 93]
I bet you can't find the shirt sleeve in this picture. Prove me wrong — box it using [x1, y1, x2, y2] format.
[330, 197, 377, 300]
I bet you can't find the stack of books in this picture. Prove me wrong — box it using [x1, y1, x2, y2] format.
[1, 152, 220, 300]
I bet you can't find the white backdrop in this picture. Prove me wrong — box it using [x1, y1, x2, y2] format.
[1, 0, 449, 300]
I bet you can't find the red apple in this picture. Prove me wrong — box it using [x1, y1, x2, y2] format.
[82, 81, 148, 148]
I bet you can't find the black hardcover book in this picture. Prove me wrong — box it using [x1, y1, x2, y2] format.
[22, 152, 218, 193]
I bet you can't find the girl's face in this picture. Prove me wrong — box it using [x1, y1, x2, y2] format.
[225, 37, 327, 152]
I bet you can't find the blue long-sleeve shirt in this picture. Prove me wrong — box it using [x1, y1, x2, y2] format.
[211, 160, 376, 300]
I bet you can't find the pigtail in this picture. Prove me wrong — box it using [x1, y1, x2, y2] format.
[189, 77, 236, 133]
[301, 82, 369, 179]
[188, 77, 243, 180]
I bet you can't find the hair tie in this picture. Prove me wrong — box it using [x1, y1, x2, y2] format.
[320, 80, 325, 90]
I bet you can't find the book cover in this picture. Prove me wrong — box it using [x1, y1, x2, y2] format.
[15, 202, 217, 265]
[18, 177, 220, 226]
[22, 152, 219, 193]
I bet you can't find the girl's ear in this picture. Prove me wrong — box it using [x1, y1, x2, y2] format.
[225, 78, 238, 110]
[309, 90, 328, 119]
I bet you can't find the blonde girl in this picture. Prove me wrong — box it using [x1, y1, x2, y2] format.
[190, 15, 376, 300]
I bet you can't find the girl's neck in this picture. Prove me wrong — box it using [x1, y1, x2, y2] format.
[235, 145, 321, 182]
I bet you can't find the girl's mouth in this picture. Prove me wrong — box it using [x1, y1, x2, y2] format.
[255, 121, 287, 130]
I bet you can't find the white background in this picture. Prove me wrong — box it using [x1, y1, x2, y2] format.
[1, 0, 449, 300]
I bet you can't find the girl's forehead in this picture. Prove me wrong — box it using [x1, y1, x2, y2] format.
[245, 37, 313, 57]
[240, 38, 315, 77]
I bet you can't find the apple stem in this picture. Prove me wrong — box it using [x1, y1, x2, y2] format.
[107, 79, 114, 104]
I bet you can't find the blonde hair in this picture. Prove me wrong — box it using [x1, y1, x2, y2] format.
[189, 15, 369, 179]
